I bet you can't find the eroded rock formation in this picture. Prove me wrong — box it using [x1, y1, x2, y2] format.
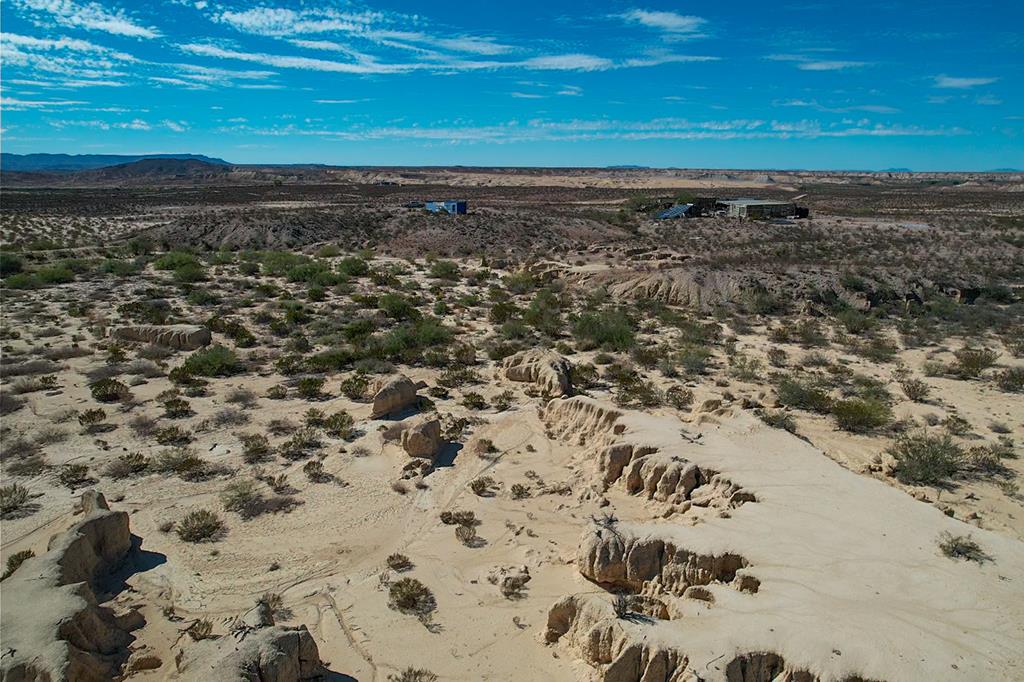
[370, 373, 422, 418]
[502, 348, 573, 397]
[111, 324, 211, 350]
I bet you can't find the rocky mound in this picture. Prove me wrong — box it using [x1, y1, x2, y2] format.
[370, 373, 423, 418]
[111, 324, 212, 350]
[0, 491, 138, 681]
[542, 402, 1024, 681]
[501, 348, 573, 397]
[176, 624, 325, 681]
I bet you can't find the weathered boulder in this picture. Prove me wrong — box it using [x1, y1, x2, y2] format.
[486, 565, 531, 597]
[0, 491, 137, 682]
[370, 373, 421, 418]
[400, 417, 443, 460]
[112, 324, 211, 350]
[502, 348, 573, 397]
[178, 625, 325, 682]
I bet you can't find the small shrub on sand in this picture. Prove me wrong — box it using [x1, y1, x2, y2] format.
[889, 432, 964, 485]
[182, 345, 242, 377]
[455, 524, 478, 545]
[176, 509, 225, 542]
[899, 378, 930, 402]
[510, 483, 531, 499]
[221, 479, 264, 519]
[1, 549, 34, 581]
[90, 378, 131, 403]
[440, 509, 477, 526]
[469, 476, 495, 496]
[776, 378, 832, 413]
[995, 367, 1024, 393]
[757, 409, 797, 433]
[58, 463, 91, 489]
[389, 668, 437, 682]
[0, 483, 30, 516]
[387, 553, 413, 571]
[831, 398, 892, 433]
[938, 532, 990, 563]
[665, 385, 694, 410]
[951, 347, 999, 379]
[389, 577, 435, 617]
[104, 452, 150, 479]
[238, 433, 272, 463]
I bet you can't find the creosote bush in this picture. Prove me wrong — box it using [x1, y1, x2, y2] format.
[221, 479, 265, 519]
[938, 532, 990, 563]
[831, 398, 892, 433]
[389, 577, 435, 616]
[387, 553, 413, 571]
[176, 509, 226, 542]
[90, 378, 131, 403]
[888, 431, 964, 485]
[181, 345, 243, 377]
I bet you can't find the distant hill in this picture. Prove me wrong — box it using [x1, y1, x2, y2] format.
[881, 168, 913, 173]
[75, 158, 232, 182]
[0, 152, 230, 172]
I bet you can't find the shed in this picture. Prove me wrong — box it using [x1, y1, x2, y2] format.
[425, 200, 467, 215]
[718, 198, 796, 219]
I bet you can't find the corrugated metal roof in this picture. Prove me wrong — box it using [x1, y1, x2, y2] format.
[656, 203, 693, 219]
[720, 198, 793, 207]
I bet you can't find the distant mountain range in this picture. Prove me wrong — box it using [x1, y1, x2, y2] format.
[0, 152, 230, 172]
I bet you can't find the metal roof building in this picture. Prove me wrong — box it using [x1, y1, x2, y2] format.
[718, 198, 796, 219]
[656, 203, 697, 220]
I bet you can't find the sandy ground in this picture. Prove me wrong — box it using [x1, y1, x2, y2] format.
[1, 252, 1021, 681]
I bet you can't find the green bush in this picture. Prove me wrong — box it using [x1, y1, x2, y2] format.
[221, 479, 264, 519]
[0, 252, 24, 278]
[889, 432, 963, 484]
[181, 345, 242, 377]
[831, 398, 892, 433]
[995, 367, 1024, 393]
[572, 309, 635, 351]
[34, 266, 75, 286]
[379, 293, 420, 321]
[428, 260, 460, 280]
[389, 577, 435, 617]
[154, 251, 199, 270]
[173, 263, 207, 283]
[776, 378, 832, 413]
[952, 347, 999, 378]
[90, 378, 131, 403]
[338, 256, 370, 277]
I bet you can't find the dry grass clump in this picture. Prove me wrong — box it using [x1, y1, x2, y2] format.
[238, 433, 272, 463]
[0, 483, 31, 517]
[951, 347, 999, 379]
[938, 532, 991, 563]
[1, 549, 35, 581]
[58, 463, 91, 489]
[387, 553, 414, 572]
[176, 509, 226, 542]
[104, 452, 150, 479]
[220, 479, 265, 519]
[388, 668, 437, 682]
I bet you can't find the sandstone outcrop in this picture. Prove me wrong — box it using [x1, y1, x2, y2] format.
[0, 491, 137, 682]
[370, 373, 422, 418]
[400, 417, 443, 459]
[177, 624, 325, 681]
[502, 348, 573, 397]
[111, 324, 211, 350]
[543, 395, 624, 447]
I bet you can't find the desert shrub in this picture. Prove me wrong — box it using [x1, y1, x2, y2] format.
[155, 426, 192, 446]
[492, 390, 515, 411]
[34, 265, 75, 286]
[58, 463, 91, 489]
[1, 549, 34, 580]
[339, 372, 368, 399]
[455, 524, 478, 545]
[176, 509, 225, 542]
[296, 376, 327, 400]
[665, 385, 694, 410]
[324, 411, 354, 438]
[470, 476, 496, 496]
[938, 532, 990, 563]
[889, 432, 964, 485]
[337, 256, 370, 277]
[77, 407, 107, 430]
[154, 251, 199, 270]
[831, 398, 892, 433]
[388, 668, 437, 682]
[0, 252, 24, 278]
[11, 375, 58, 394]
[238, 433, 272, 463]
[225, 387, 258, 408]
[510, 483, 530, 499]
[0, 392, 25, 416]
[279, 428, 321, 460]
[572, 309, 635, 351]
[303, 460, 330, 482]
[387, 553, 413, 571]
[153, 448, 207, 479]
[728, 354, 763, 381]
[757, 409, 797, 433]
[389, 577, 435, 616]
[428, 260, 460, 280]
[943, 415, 972, 436]
[173, 262, 207, 283]
[267, 385, 288, 399]
[104, 452, 150, 479]
[899, 378, 930, 402]
[951, 347, 999, 378]
[440, 509, 477, 526]
[182, 345, 242, 377]
[128, 414, 159, 438]
[90, 378, 131, 403]
[221, 479, 264, 519]
[676, 346, 713, 375]
[0, 483, 30, 516]
[461, 391, 488, 410]
[835, 309, 874, 335]
[776, 378, 832, 413]
[994, 367, 1024, 393]
[766, 347, 788, 367]
[163, 397, 192, 418]
[378, 293, 420, 321]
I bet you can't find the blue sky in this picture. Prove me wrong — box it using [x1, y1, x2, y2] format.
[1, 0, 1021, 170]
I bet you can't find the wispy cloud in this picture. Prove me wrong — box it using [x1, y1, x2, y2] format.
[776, 99, 900, 114]
[933, 75, 998, 89]
[1, 96, 87, 110]
[620, 9, 706, 36]
[12, 0, 160, 38]
[767, 54, 868, 71]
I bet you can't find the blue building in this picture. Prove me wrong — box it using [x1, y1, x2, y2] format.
[424, 200, 467, 215]
[655, 203, 697, 220]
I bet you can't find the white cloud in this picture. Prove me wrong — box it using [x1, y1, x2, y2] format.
[934, 75, 998, 89]
[163, 120, 187, 132]
[557, 85, 583, 96]
[620, 9, 705, 34]
[12, 0, 160, 38]
[776, 99, 899, 114]
[767, 54, 867, 71]
[520, 53, 613, 71]
[1, 96, 87, 109]
[511, 91, 545, 99]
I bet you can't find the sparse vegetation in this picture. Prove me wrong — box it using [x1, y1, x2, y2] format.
[176, 509, 226, 542]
